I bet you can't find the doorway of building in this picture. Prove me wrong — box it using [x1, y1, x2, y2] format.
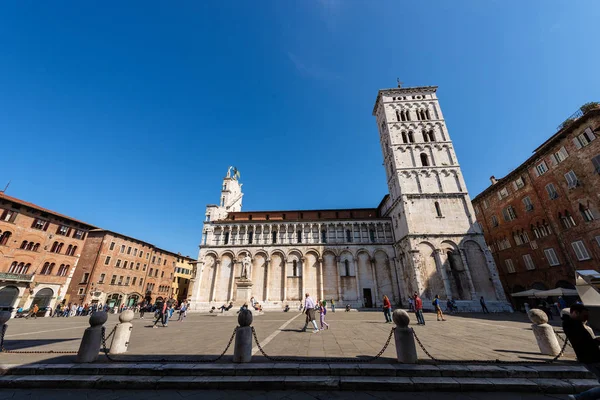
[0, 286, 19, 311]
[31, 288, 53, 316]
[363, 288, 373, 308]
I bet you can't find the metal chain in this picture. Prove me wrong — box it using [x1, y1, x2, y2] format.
[101, 326, 238, 363]
[251, 326, 395, 363]
[412, 328, 570, 365]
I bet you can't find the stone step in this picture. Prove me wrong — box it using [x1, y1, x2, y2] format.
[0, 363, 594, 380]
[0, 374, 596, 393]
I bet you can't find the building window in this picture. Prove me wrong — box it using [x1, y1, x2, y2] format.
[483, 199, 489, 209]
[123, 261, 128, 269]
[369, 229, 376, 243]
[120, 245, 125, 253]
[565, 170, 579, 189]
[572, 240, 591, 261]
[552, 147, 569, 165]
[498, 188, 509, 199]
[248, 231, 253, 244]
[546, 183, 559, 199]
[522, 196, 534, 211]
[346, 229, 352, 242]
[505, 259, 516, 274]
[292, 260, 298, 277]
[136, 262, 140, 270]
[139, 278, 143, 287]
[297, 230, 302, 244]
[116, 259, 122, 268]
[109, 242, 115, 250]
[78, 288, 84, 295]
[133, 249, 138, 256]
[435, 202, 442, 217]
[420, 153, 430, 167]
[125, 277, 130, 286]
[118, 276, 123, 285]
[99, 273, 106, 283]
[491, 215, 499, 227]
[0, 231, 11, 246]
[522, 254, 535, 270]
[224, 232, 230, 245]
[73, 230, 85, 240]
[580, 204, 595, 222]
[32, 218, 48, 230]
[81, 272, 90, 283]
[105, 256, 111, 265]
[57, 225, 70, 236]
[0, 209, 17, 222]
[344, 260, 350, 276]
[110, 275, 117, 285]
[126, 246, 132, 255]
[573, 128, 596, 149]
[321, 230, 327, 243]
[272, 231, 277, 244]
[592, 155, 600, 174]
[140, 251, 143, 258]
[513, 177, 525, 190]
[41, 262, 54, 275]
[544, 248, 560, 266]
[502, 206, 517, 222]
[132, 277, 137, 286]
[560, 211, 576, 229]
[535, 161, 548, 176]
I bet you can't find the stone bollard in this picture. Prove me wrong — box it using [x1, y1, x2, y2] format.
[392, 309, 418, 364]
[233, 309, 253, 363]
[109, 310, 134, 355]
[528, 309, 561, 356]
[76, 311, 108, 363]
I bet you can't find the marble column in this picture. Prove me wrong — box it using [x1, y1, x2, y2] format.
[335, 256, 343, 301]
[211, 260, 220, 302]
[484, 248, 507, 301]
[228, 259, 236, 302]
[370, 258, 380, 306]
[354, 257, 362, 306]
[300, 256, 306, 298]
[434, 249, 452, 299]
[318, 257, 324, 300]
[458, 248, 477, 299]
[264, 258, 270, 302]
[409, 249, 426, 296]
[282, 257, 287, 301]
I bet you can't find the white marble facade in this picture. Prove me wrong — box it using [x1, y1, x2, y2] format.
[189, 85, 512, 312]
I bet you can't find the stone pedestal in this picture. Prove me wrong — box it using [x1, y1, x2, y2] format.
[109, 310, 134, 355]
[235, 278, 253, 304]
[392, 309, 418, 364]
[528, 309, 561, 356]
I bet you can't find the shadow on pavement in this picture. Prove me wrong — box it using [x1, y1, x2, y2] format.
[3, 338, 79, 351]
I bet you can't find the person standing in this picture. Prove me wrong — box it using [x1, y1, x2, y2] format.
[26, 304, 39, 319]
[408, 297, 414, 312]
[178, 301, 187, 322]
[433, 295, 446, 321]
[153, 301, 168, 328]
[331, 299, 335, 313]
[301, 293, 319, 333]
[480, 296, 489, 313]
[413, 293, 425, 325]
[562, 304, 600, 400]
[382, 295, 392, 323]
[319, 301, 329, 330]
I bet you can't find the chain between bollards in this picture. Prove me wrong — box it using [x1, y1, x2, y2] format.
[412, 328, 570, 365]
[251, 325, 396, 363]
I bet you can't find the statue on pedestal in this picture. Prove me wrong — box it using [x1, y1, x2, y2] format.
[241, 253, 252, 280]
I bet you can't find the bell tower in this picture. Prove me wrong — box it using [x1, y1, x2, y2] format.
[372, 84, 509, 310]
[205, 166, 244, 223]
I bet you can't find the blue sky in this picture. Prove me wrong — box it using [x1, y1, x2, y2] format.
[1, 1, 598, 257]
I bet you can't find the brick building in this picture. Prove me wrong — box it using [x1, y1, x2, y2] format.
[66, 230, 195, 308]
[172, 254, 195, 303]
[472, 104, 600, 305]
[0, 193, 95, 316]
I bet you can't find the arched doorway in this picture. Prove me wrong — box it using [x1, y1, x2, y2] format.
[127, 294, 140, 307]
[106, 293, 123, 309]
[0, 286, 19, 311]
[31, 288, 53, 316]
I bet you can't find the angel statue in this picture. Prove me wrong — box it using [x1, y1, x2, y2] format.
[226, 166, 241, 181]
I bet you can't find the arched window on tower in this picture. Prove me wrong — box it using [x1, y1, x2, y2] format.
[402, 131, 408, 144]
[408, 131, 415, 143]
[435, 202, 443, 217]
[346, 229, 352, 242]
[396, 110, 401, 121]
[220, 197, 225, 207]
[423, 130, 435, 142]
[426, 109, 431, 120]
[20, 240, 28, 249]
[420, 153, 430, 167]
[344, 259, 350, 276]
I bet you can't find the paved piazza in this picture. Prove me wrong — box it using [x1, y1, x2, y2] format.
[1, 310, 576, 364]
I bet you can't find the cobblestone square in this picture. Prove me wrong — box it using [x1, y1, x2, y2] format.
[0, 310, 576, 365]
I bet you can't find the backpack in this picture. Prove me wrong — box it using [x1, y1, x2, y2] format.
[432, 299, 437, 306]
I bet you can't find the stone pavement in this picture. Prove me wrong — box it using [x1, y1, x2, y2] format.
[0, 389, 578, 399]
[1, 310, 576, 364]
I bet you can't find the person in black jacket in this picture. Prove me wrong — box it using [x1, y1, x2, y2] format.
[562, 303, 600, 400]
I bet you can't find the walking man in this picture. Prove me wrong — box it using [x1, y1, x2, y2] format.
[301, 293, 319, 333]
[331, 299, 335, 313]
[480, 296, 489, 313]
[382, 295, 392, 323]
[433, 295, 446, 321]
[413, 292, 425, 325]
[25, 304, 39, 319]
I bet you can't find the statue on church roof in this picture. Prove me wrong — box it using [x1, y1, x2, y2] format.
[226, 166, 241, 181]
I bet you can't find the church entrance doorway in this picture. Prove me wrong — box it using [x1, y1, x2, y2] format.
[363, 288, 373, 308]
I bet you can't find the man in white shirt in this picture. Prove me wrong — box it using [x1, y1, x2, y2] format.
[301, 293, 319, 333]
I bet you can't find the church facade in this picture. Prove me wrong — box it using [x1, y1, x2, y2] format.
[189, 85, 511, 312]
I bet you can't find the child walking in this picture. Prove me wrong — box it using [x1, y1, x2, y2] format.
[319, 301, 329, 330]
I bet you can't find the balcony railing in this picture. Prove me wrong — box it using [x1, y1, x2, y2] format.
[557, 102, 599, 132]
[0, 272, 34, 282]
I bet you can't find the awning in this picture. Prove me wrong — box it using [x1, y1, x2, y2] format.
[534, 288, 579, 298]
[511, 289, 541, 297]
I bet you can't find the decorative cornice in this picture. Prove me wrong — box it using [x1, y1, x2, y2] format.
[372, 86, 439, 116]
